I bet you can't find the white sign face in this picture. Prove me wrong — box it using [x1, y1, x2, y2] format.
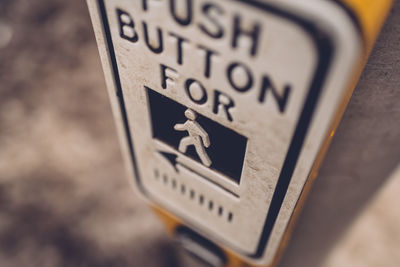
[87, 0, 361, 264]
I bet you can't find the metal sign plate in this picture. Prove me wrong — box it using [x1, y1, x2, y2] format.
[87, 0, 362, 264]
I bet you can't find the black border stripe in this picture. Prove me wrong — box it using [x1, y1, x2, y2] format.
[97, 0, 335, 259]
[330, 0, 363, 39]
[97, 0, 144, 192]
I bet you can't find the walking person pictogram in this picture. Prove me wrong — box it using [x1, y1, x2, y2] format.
[174, 109, 212, 167]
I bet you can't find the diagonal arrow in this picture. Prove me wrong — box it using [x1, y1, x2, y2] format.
[158, 151, 179, 173]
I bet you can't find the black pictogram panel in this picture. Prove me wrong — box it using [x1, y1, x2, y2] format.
[147, 87, 247, 183]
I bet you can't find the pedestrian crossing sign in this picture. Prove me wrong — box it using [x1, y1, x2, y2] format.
[86, 0, 392, 266]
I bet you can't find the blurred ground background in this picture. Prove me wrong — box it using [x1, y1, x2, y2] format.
[0, 1, 399, 267]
